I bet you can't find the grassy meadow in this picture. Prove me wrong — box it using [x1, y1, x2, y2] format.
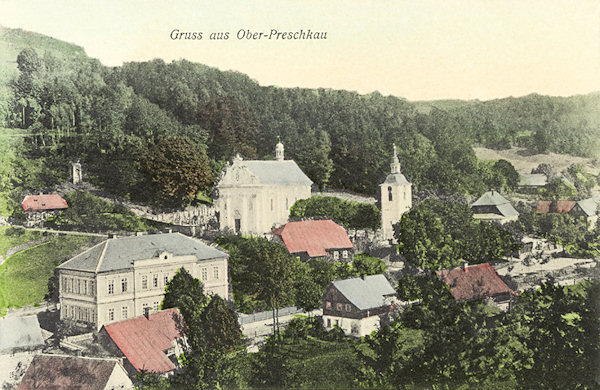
[0, 226, 100, 316]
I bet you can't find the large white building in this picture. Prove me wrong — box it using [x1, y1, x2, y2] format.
[57, 233, 228, 330]
[378, 144, 412, 240]
[213, 141, 313, 235]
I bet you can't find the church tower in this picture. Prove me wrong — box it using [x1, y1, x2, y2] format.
[379, 144, 412, 241]
[275, 138, 284, 161]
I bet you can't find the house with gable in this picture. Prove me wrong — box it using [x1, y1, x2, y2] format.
[17, 354, 133, 390]
[21, 193, 68, 212]
[436, 263, 517, 311]
[99, 308, 186, 377]
[322, 274, 397, 337]
[213, 140, 313, 235]
[470, 190, 519, 223]
[57, 232, 228, 330]
[272, 219, 354, 262]
[21, 193, 69, 227]
[536, 198, 597, 226]
[518, 173, 548, 193]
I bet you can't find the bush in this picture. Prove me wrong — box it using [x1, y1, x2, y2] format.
[45, 191, 162, 233]
[290, 196, 380, 230]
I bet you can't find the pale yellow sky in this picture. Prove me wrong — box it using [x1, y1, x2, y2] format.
[1, 0, 599, 101]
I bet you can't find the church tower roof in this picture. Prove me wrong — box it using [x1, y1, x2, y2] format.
[390, 143, 401, 174]
[382, 143, 410, 185]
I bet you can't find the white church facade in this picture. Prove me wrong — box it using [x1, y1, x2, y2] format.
[378, 144, 412, 240]
[213, 141, 313, 235]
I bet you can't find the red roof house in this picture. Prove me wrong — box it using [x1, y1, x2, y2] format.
[273, 219, 354, 262]
[101, 308, 186, 375]
[536, 200, 576, 214]
[436, 263, 516, 309]
[21, 194, 68, 212]
[18, 354, 132, 390]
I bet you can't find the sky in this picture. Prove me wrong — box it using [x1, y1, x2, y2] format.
[1, 0, 599, 101]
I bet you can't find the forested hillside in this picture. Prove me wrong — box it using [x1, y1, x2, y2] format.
[2, 27, 599, 209]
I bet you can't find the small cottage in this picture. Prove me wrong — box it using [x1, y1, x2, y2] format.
[99, 308, 187, 376]
[272, 219, 354, 262]
[18, 354, 132, 390]
[470, 190, 519, 223]
[322, 274, 397, 337]
[436, 263, 517, 311]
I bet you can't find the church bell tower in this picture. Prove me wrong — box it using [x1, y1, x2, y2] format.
[379, 144, 412, 241]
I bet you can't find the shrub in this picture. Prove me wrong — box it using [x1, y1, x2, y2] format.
[290, 196, 380, 230]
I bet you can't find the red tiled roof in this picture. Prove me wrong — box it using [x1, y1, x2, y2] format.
[21, 194, 68, 212]
[536, 200, 576, 214]
[273, 220, 353, 257]
[103, 308, 185, 374]
[18, 355, 122, 390]
[436, 263, 516, 302]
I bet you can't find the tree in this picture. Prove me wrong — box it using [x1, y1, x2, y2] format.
[492, 159, 520, 192]
[538, 177, 578, 200]
[161, 267, 208, 319]
[198, 95, 259, 159]
[198, 296, 242, 354]
[395, 199, 518, 270]
[289, 128, 334, 191]
[139, 136, 213, 207]
[294, 275, 322, 314]
[351, 253, 387, 276]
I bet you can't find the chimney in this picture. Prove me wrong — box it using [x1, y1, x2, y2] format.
[144, 307, 151, 319]
[461, 261, 469, 271]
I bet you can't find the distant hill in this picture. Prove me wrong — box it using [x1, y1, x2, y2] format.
[1, 26, 598, 206]
[0, 26, 87, 127]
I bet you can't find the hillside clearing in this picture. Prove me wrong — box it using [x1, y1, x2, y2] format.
[0, 229, 101, 316]
[474, 146, 600, 176]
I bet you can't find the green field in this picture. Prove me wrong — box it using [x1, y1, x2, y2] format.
[0, 226, 100, 316]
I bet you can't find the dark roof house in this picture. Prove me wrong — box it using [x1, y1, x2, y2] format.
[322, 274, 397, 336]
[18, 354, 132, 390]
[436, 263, 516, 304]
[328, 274, 397, 310]
[470, 190, 519, 222]
[21, 194, 68, 212]
[100, 308, 186, 375]
[273, 219, 353, 261]
[58, 232, 226, 274]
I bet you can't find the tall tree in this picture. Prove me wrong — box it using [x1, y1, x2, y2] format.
[140, 136, 213, 207]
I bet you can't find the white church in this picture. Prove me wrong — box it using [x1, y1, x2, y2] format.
[212, 140, 412, 239]
[213, 141, 313, 235]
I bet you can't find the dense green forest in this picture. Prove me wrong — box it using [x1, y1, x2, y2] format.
[2, 26, 599, 210]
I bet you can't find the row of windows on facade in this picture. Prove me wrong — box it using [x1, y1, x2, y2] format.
[106, 267, 220, 295]
[325, 301, 352, 312]
[63, 305, 96, 324]
[225, 197, 298, 212]
[62, 277, 95, 296]
[333, 250, 349, 260]
[106, 301, 160, 322]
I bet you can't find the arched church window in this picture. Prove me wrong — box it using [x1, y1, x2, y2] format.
[388, 186, 393, 201]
